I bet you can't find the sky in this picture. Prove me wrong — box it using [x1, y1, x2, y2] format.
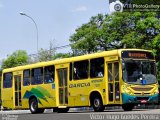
[0, 0, 109, 59]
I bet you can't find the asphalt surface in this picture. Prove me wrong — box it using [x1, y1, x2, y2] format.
[0, 108, 160, 120]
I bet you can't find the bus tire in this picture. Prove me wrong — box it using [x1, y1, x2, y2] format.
[122, 104, 134, 111]
[91, 96, 104, 112]
[29, 98, 44, 114]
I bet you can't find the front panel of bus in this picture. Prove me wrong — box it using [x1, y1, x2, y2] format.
[121, 50, 159, 105]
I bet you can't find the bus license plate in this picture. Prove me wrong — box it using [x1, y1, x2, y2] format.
[141, 100, 147, 103]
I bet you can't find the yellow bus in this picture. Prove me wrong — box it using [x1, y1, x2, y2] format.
[1, 49, 159, 113]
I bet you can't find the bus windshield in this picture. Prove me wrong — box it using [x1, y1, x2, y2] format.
[122, 59, 157, 85]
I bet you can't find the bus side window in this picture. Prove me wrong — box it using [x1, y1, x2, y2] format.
[90, 58, 104, 78]
[31, 67, 43, 85]
[44, 65, 55, 84]
[3, 72, 12, 88]
[73, 60, 89, 80]
[23, 69, 30, 86]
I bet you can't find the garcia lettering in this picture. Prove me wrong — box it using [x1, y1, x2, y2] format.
[69, 82, 90, 88]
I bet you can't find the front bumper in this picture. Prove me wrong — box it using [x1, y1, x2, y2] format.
[122, 93, 159, 104]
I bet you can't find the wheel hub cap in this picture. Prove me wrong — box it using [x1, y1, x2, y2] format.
[94, 99, 100, 107]
[31, 101, 37, 111]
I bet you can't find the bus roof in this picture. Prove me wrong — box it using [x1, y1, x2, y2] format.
[2, 49, 152, 73]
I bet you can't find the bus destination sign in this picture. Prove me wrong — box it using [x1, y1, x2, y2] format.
[122, 51, 154, 59]
[128, 53, 146, 58]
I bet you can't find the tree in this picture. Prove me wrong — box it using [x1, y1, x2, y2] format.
[53, 53, 72, 60]
[38, 48, 54, 62]
[70, 12, 137, 55]
[120, 0, 160, 5]
[2, 50, 29, 69]
[28, 41, 56, 62]
[38, 50, 72, 61]
[70, 14, 106, 55]
[69, 12, 160, 57]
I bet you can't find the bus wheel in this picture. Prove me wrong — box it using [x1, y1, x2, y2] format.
[92, 96, 104, 112]
[122, 104, 134, 111]
[29, 98, 44, 114]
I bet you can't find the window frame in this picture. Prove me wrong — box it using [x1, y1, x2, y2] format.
[90, 57, 104, 78]
[31, 67, 43, 85]
[23, 69, 31, 86]
[44, 65, 55, 84]
[73, 60, 89, 80]
[3, 72, 13, 88]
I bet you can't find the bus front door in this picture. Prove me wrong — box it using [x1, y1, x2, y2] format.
[107, 62, 120, 104]
[57, 68, 68, 106]
[14, 75, 22, 108]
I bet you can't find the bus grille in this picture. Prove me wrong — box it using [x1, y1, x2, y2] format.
[131, 87, 153, 91]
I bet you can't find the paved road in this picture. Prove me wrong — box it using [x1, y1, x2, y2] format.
[0, 109, 160, 120]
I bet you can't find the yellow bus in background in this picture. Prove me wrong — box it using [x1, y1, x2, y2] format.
[1, 49, 159, 113]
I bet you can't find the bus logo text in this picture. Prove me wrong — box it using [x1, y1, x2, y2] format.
[69, 82, 90, 88]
